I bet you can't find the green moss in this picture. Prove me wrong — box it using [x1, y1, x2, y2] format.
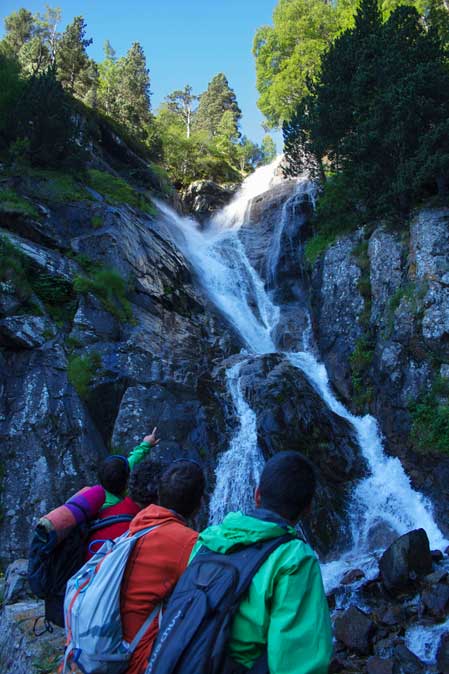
[74, 267, 133, 322]
[350, 336, 375, 412]
[410, 395, 449, 455]
[67, 351, 102, 399]
[385, 281, 427, 337]
[87, 169, 156, 214]
[0, 235, 77, 325]
[25, 168, 89, 203]
[91, 215, 103, 228]
[0, 188, 39, 218]
[304, 232, 336, 264]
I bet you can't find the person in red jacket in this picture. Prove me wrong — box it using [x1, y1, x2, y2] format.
[120, 460, 205, 674]
[86, 429, 162, 559]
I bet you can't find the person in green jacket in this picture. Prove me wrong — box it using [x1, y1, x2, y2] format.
[190, 451, 333, 674]
[99, 427, 160, 509]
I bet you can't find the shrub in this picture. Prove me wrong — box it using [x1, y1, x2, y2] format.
[350, 336, 375, 412]
[67, 351, 102, 399]
[304, 232, 336, 264]
[73, 266, 132, 322]
[87, 169, 156, 214]
[0, 188, 39, 217]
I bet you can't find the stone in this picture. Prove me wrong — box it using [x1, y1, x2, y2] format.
[180, 180, 236, 222]
[424, 568, 448, 584]
[3, 560, 32, 604]
[437, 632, 449, 673]
[393, 644, 426, 674]
[238, 354, 366, 553]
[431, 549, 444, 563]
[341, 568, 365, 585]
[368, 229, 402, 327]
[366, 656, 395, 674]
[378, 605, 406, 627]
[379, 529, 433, 593]
[334, 605, 376, 655]
[0, 315, 54, 349]
[0, 600, 65, 674]
[421, 584, 449, 619]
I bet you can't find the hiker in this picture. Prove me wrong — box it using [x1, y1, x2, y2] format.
[146, 451, 333, 674]
[86, 428, 162, 559]
[120, 459, 206, 674]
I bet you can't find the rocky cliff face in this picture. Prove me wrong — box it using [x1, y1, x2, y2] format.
[0, 165, 240, 563]
[310, 208, 449, 536]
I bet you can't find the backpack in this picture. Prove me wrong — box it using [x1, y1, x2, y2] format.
[145, 532, 294, 674]
[62, 524, 161, 674]
[28, 514, 134, 627]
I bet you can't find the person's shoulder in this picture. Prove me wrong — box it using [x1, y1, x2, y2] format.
[274, 536, 320, 572]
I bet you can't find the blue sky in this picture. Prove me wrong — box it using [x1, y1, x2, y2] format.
[1, 0, 282, 147]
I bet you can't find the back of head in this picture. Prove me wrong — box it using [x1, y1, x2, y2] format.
[258, 451, 316, 522]
[98, 455, 130, 497]
[128, 458, 165, 508]
[158, 460, 205, 519]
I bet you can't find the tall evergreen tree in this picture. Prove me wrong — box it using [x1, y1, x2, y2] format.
[2, 8, 34, 55]
[56, 16, 92, 95]
[114, 42, 151, 137]
[195, 73, 241, 138]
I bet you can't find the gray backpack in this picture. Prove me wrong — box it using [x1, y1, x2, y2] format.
[63, 525, 160, 674]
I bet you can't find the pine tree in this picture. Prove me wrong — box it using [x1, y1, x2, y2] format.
[195, 73, 241, 138]
[260, 134, 277, 164]
[98, 40, 119, 115]
[2, 8, 34, 55]
[56, 16, 92, 96]
[114, 42, 151, 137]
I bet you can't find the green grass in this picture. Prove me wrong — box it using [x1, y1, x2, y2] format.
[67, 351, 102, 399]
[73, 266, 133, 322]
[410, 392, 449, 455]
[87, 169, 156, 215]
[0, 235, 77, 324]
[304, 232, 336, 264]
[0, 188, 39, 218]
[350, 336, 375, 411]
[25, 168, 89, 203]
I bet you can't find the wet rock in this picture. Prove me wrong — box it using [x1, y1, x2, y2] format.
[368, 229, 403, 328]
[379, 529, 433, 593]
[393, 644, 426, 673]
[3, 560, 32, 604]
[0, 315, 54, 349]
[437, 632, 449, 673]
[0, 599, 65, 674]
[378, 605, 406, 627]
[341, 568, 365, 585]
[431, 549, 444, 563]
[421, 584, 449, 619]
[312, 233, 364, 401]
[180, 180, 236, 222]
[334, 605, 376, 655]
[424, 568, 448, 584]
[366, 656, 395, 674]
[238, 354, 365, 553]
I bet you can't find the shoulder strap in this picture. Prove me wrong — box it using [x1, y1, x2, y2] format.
[89, 514, 134, 534]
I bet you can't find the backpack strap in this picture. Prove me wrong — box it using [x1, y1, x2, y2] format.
[88, 514, 135, 534]
[128, 603, 162, 654]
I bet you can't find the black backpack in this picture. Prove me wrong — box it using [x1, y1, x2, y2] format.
[145, 532, 294, 674]
[28, 514, 134, 627]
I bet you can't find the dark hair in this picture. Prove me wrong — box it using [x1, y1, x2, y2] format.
[158, 460, 205, 518]
[258, 451, 316, 522]
[128, 458, 165, 508]
[98, 455, 130, 497]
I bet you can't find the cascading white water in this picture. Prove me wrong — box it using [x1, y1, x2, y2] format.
[155, 160, 447, 588]
[208, 362, 265, 523]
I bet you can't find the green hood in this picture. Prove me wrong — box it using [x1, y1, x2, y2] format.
[197, 510, 296, 553]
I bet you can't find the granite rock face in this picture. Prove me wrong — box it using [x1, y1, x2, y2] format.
[180, 180, 236, 222]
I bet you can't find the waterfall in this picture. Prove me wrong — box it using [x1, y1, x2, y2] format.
[154, 160, 447, 588]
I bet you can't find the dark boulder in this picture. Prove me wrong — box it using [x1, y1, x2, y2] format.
[392, 644, 426, 674]
[379, 529, 433, 593]
[421, 584, 449, 619]
[238, 354, 366, 554]
[437, 632, 449, 674]
[180, 180, 236, 223]
[341, 568, 365, 585]
[366, 656, 395, 674]
[334, 605, 376, 655]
